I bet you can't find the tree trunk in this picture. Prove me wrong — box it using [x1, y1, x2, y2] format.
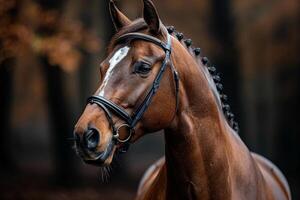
[210, 0, 241, 135]
[40, 57, 77, 185]
[0, 58, 15, 172]
[78, 0, 115, 105]
[35, 0, 79, 186]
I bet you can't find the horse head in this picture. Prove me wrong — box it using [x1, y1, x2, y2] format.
[74, 0, 178, 166]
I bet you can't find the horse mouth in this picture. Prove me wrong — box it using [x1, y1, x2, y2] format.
[77, 140, 116, 166]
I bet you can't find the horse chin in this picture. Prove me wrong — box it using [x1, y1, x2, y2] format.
[83, 140, 116, 167]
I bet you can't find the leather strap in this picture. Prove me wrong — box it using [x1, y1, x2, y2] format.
[116, 33, 171, 52]
[87, 96, 132, 125]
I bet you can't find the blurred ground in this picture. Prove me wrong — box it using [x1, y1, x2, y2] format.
[1, 177, 135, 200]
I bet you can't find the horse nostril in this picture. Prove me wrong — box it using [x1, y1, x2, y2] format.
[83, 128, 100, 151]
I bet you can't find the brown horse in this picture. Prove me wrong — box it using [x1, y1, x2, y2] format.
[73, 0, 291, 199]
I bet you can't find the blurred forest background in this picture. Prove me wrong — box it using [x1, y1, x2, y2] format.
[0, 0, 299, 199]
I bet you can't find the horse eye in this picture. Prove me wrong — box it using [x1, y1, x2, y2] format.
[134, 62, 151, 75]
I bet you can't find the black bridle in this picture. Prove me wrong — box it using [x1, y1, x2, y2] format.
[87, 32, 179, 153]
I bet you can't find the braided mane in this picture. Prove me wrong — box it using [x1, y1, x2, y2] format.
[166, 26, 239, 133]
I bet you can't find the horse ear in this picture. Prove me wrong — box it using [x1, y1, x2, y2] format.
[143, 0, 161, 34]
[109, 0, 131, 31]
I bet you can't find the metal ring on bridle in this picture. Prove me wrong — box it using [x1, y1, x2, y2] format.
[115, 124, 133, 143]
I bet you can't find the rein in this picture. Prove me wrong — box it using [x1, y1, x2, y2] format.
[87, 32, 179, 153]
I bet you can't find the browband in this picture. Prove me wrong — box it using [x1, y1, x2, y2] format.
[116, 32, 172, 52]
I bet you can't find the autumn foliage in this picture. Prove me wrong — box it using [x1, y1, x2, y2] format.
[0, 0, 100, 72]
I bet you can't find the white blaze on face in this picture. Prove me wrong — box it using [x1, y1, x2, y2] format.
[99, 46, 130, 96]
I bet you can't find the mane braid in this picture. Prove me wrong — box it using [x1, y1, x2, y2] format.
[166, 26, 239, 133]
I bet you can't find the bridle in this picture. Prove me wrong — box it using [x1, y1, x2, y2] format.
[87, 32, 179, 153]
[87, 32, 179, 152]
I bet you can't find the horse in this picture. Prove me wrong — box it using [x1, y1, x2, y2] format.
[73, 0, 291, 199]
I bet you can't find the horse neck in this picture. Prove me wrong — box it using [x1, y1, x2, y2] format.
[164, 38, 234, 198]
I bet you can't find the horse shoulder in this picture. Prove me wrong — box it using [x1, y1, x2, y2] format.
[251, 153, 291, 200]
[136, 157, 166, 200]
